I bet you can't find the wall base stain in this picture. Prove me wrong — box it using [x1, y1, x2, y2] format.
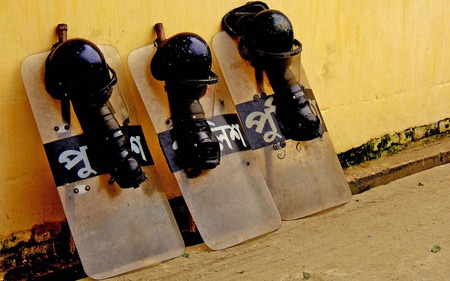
[0, 221, 85, 280]
[0, 198, 202, 280]
[338, 118, 450, 168]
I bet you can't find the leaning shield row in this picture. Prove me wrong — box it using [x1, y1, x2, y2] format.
[21, 2, 351, 279]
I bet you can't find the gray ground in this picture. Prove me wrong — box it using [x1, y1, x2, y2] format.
[81, 163, 450, 281]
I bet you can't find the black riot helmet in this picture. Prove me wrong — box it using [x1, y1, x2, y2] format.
[45, 38, 117, 106]
[239, 9, 296, 62]
[150, 32, 217, 97]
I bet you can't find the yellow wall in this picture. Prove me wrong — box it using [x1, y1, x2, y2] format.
[1, 0, 449, 237]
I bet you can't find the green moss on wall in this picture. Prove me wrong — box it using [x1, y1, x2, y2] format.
[339, 118, 450, 168]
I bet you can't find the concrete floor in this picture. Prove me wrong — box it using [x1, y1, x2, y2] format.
[80, 163, 450, 281]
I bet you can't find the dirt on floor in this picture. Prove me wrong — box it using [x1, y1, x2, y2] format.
[81, 163, 450, 281]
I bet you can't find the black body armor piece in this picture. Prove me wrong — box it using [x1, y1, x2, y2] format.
[151, 32, 220, 178]
[223, 2, 322, 141]
[45, 38, 147, 188]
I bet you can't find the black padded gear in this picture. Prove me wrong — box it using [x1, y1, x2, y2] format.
[45, 38, 146, 188]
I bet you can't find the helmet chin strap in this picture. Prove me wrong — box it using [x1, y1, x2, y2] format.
[60, 96, 71, 127]
[165, 71, 219, 87]
[97, 65, 117, 96]
[245, 39, 302, 61]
